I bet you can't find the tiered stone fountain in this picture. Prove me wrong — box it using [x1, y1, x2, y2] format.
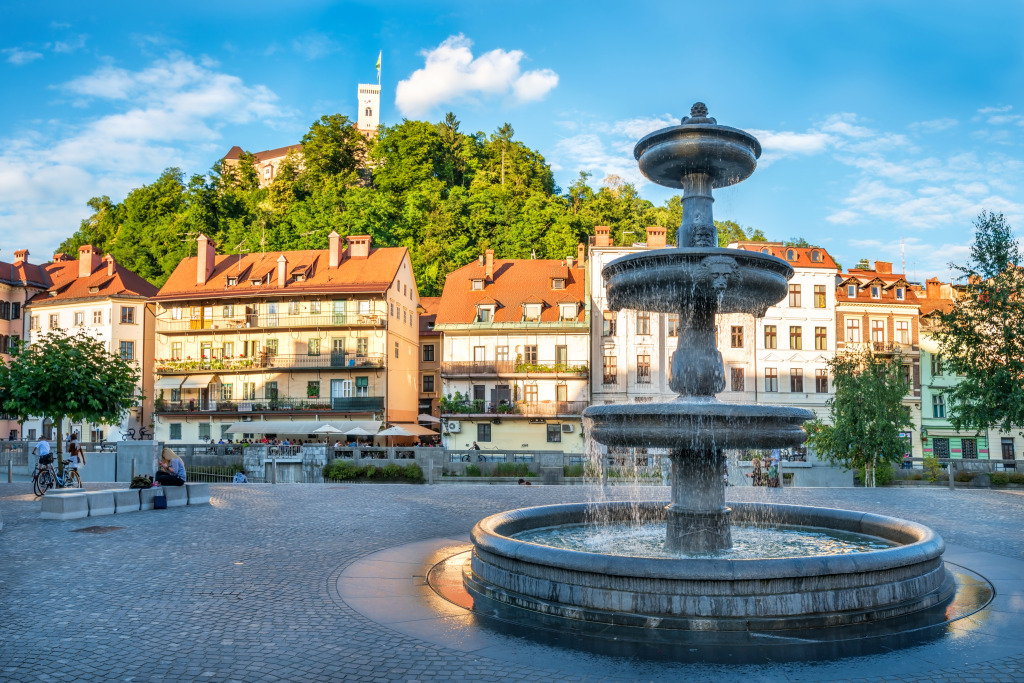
[464, 104, 954, 637]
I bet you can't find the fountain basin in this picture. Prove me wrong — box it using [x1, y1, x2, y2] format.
[634, 123, 761, 189]
[466, 502, 953, 632]
[584, 400, 813, 450]
[603, 248, 792, 316]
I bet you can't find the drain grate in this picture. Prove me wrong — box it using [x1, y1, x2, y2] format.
[72, 526, 125, 534]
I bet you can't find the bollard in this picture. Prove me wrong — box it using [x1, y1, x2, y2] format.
[7, 460, 12, 483]
[131, 458, 137, 479]
[272, 457, 278, 484]
[948, 461, 956, 491]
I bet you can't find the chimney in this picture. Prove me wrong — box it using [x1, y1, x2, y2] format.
[874, 261, 893, 274]
[926, 277, 941, 299]
[485, 249, 494, 281]
[78, 245, 102, 279]
[566, 255, 575, 269]
[346, 235, 371, 259]
[104, 254, 116, 276]
[277, 254, 288, 288]
[577, 243, 585, 265]
[53, 253, 66, 262]
[595, 225, 612, 247]
[13, 249, 28, 264]
[478, 255, 485, 266]
[196, 233, 216, 285]
[646, 226, 667, 249]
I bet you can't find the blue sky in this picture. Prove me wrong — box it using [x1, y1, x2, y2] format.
[1, 0, 1022, 281]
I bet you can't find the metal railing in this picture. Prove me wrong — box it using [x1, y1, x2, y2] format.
[155, 396, 385, 414]
[156, 352, 385, 374]
[441, 360, 589, 377]
[840, 341, 918, 353]
[441, 400, 588, 417]
[156, 311, 388, 333]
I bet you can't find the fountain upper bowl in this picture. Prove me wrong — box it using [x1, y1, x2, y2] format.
[634, 123, 761, 189]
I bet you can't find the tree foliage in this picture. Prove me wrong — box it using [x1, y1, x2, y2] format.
[0, 331, 142, 472]
[806, 349, 912, 486]
[934, 211, 1024, 432]
[57, 113, 774, 295]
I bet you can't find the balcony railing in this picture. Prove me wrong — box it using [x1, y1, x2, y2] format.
[154, 395, 385, 414]
[155, 353, 385, 374]
[156, 311, 387, 333]
[839, 341, 917, 354]
[441, 400, 588, 417]
[441, 360, 589, 377]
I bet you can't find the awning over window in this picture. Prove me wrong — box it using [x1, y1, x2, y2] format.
[393, 423, 438, 436]
[180, 374, 215, 389]
[154, 377, 184, 390]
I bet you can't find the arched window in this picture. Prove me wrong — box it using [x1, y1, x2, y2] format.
[811, 250, 820, 262]
[787, 249, 796, 261]
[365, 107, 373, 117]
[761, 247, 770, 254]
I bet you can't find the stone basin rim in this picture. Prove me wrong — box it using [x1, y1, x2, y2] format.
[601, 246, 793, 279]
[583, 400, 815, 421]
[633, 123, 763, 161]
[471, 501, 945, 581]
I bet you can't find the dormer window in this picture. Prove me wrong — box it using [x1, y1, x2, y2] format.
[761, 247, 771, 254]
[476, 305, 494, 323]
[786, 249, 796, 261]
[559, 303, 577, 321]
[471, 279, 484, 291]
[251, 278, 262, 286]
[552, 278, 565, 290]
[294, 274, 306, 282]
[871, 286, 881, 299]
[895, 287, 905, 300]
[88, 286, 99, 294]
[523, 303, 542, 322]
[847, 284, 856, 298]
[227, 277, 237, 286]
[811, 250, 821, 262]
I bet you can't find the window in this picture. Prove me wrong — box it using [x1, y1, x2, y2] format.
[731, 326, 744, 348]
[637, 354, 651, 384]
[1001, 438, 1015, 460]
[357, 337, 368, 356]
[477, 423, 491, 442]
[49, 314, 58, 329]
[496, 346, 508, 362]
[846, 319, 861, 342]
[355, 376, 369, 397]
[790, 368, 804, 392]
[814, 285, 826, 308]
[422, 375, 434, 393]
[10, 302, 19, 320]
[789, 326, 802, 350]
[730, 367, 745, 392]
[198, 423, 211, 441]
[264, 165, 272, 179]
[555, 345, 568, 365]
[524, 385, 538, 403]
[603, 356, 617, 384]
[815, 369, 828, 393]
[933, 438, 950, 459]
[303, 380, 319, 399]
[471, 279, 484, 291]
[308, 338, 321, 356]
[423, 344, 435, 362]
[473, 384, 485, 401]
[390, 303, 394, 317]
[171, 342, 183, 360]
[73, 311, 84, 326]
[815, 326, 827, 350]
[895, 320, 910, 345]
[962, 438, 978, 459]
[602, 311, 616, 337]
[871, 320, 885, 343]
[931, 354, 943, 376]
[288, 301, 299, 315]
[242, 383, 256, 400]
[933, 394, 945, 418]
[871, 286, 881, 299]
[556, 384, 567, 402]
[119, 341, 134, 361]
[30, 316, 38, 331]
[552, 278, 565, 290]
[637, 313, 651, 335]
[394, 341, 399, 359]
[200, 341, 213, 359]
[764, 325, 777, 349]
[365, 106, 372, 117]
[523, 345, 538, 363]
[546, 424, 562, 443]
[358, 300, 371, 316]
[895, 287, 905, 300]
[523, 304, 542, 322]
[92, 310, 102, 325]
[788, 284, 801, 307]
[786, 249, 796, 261]
[847, 284, 857, 298]
[169, 424, 182, 440]
[310, 301, 321, 315]
[121, 306, 135, 324]
[221, 384, 233, 401]
[223, 342, 234, 358]
[170, 388, 181, 402]
[811, 250, 821, 262]
[476, 305, 493, 322]
[559, 303, 577, 321]
[265, 381, 278, 400]
[666, 315, 678, 337]
[222, 304, 233, 318]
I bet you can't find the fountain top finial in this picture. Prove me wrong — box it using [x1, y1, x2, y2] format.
[681, 102, 717, 125]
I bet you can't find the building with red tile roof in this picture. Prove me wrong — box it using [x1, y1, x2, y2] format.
[436, 248, 589, 453]
[0, 249, 50, 440]
[149, 232, 420, 442]
[418, 296, 442, 423]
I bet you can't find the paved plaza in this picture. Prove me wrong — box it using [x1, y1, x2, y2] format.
[1, 482, 1023, 682]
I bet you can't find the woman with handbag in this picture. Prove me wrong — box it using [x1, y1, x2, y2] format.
[155, 448, 187, 486]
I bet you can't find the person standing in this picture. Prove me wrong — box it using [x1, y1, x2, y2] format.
[32, 434, 51, 464]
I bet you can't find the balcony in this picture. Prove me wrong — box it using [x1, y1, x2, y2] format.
[441, 400, 588, 418]
[441, 360, 589, 378]
[156, 312, 387, 334]
[155, 353, 385, 374]
[154, 395, 385, 415]
[839, 341, 917, 354]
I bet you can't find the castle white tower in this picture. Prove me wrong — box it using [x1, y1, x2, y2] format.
[356, 83, 381, 137]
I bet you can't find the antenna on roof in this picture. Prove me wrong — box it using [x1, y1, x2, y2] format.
[234, 239, 251, 273]
[530, 249, 537, 259]
[299, 230, 316, 250]
[180, 231, 199, 257]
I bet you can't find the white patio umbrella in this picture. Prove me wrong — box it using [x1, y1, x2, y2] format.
[313, 424, 343, 434]
[378, 425, 414, 437]
[344, 427, 377, 436]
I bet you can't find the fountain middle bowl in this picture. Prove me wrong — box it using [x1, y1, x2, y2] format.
[465, 501, 954, 633]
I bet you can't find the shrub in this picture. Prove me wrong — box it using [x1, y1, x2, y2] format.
[362, 465, 379, 479]
[563, 464, 585, 477]
[493, 463, 533, 477]
[954, 469, 974, 483]
[381, 464, 403, 479]
[403, 463, 424, 482]
[323, 460, 360, 480]
[856, 461, 895, 486]
[990, 472, 1010, 486]
[465, 464, 482, 477]
[922, 456, 942, 482]
[910, 472, 923, 480]
[1009, 473, 1024, 485]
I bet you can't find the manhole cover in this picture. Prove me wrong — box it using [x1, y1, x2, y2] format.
[72, 526, 124, 534]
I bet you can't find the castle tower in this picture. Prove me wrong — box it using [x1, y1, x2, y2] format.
[357, 83, 381, 137]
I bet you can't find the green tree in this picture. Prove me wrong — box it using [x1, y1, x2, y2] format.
[0, 332, 141, 475]
[784, 237, 813, 247]
[934, 211, 1024, 432]
[300, 114, 365, 188]
[806, 348, 912, 486]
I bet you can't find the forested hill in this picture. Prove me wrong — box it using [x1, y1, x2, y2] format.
[57, 113, 769, 296]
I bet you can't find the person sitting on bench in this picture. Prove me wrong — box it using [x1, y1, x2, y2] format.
[156, 448, 187, 486]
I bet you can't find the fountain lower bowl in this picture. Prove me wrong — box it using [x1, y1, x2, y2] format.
[584, 400, 814, 450]
[466, 502, 953, 632]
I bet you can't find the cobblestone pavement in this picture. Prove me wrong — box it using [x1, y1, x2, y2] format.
[1, 483, 1023, 682]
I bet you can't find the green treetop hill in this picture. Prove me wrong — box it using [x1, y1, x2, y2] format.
[59, 113, 781, 296]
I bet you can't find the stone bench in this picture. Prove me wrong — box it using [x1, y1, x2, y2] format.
[40, 482, 211, 519]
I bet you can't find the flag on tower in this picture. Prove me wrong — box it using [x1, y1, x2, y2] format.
[375, 51, 381, 83]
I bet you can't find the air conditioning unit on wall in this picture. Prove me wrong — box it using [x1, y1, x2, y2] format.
[445, 420, 461, 433]
[562, 424, 574, 433]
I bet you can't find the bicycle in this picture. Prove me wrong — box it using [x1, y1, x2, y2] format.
[32, 458, 83, 496]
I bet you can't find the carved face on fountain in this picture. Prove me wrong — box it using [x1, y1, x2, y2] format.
[691, 221, 717, 248]
[698, 255, 741, 293]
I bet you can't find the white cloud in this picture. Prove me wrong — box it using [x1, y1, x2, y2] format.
[53, 34, 88, 54]
[291, 32, 338, 61]
[395, 34, 558, 117]
[0, 54, 290, 261]
[910, 118, 957, 133]
[3, 47, 43, 65]
[978, 105, 1012, 115]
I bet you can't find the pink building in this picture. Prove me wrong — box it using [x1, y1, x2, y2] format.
[0, 250, 50, 440]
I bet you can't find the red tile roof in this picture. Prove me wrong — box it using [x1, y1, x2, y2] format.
[27, 258, 158, 306]
[0, 259, 49, 288]
[836, 269, 920, 305]
[223, 144, 303, 162]
[436, 259, 586, 324]
[419, 296, 441, 337]
[731, 242, 840, 270]
[152, 246, 407, 302]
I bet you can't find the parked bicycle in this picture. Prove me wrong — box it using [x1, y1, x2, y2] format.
[32, 458, 82, 496]
[121, 427, 151, 441]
